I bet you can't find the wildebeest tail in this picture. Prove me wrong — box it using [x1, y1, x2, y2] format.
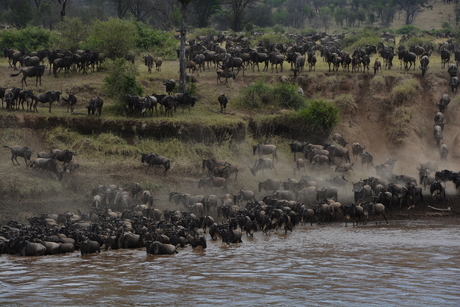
[10, 71, 21, 77]
[3, 145, 11, 149]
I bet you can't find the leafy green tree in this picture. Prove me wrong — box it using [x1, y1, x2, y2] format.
[55, 17, 88, 52]
[102, 58, 143, 115]
[4, 0, 33, 29]
[86, 18, 138, 58]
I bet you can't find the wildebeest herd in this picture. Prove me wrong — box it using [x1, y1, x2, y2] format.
[2, 125, 458, 257]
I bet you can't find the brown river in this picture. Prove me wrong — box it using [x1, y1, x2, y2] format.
[1, 219, 460, 306]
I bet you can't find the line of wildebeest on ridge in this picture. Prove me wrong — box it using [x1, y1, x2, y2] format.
[3, 33, 460, 115]
[2, 129, 458, 256]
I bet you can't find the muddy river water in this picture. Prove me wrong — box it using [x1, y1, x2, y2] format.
[1, 219, 459, 306]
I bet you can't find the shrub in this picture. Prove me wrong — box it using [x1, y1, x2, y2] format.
[0, 26, 51, 51]
[370, 75, 386, 91]
[390, 78, 421, 106]
[396, 25, 420, 35]
[334, 94, 357, 116]
[341, 29, 381, 51]
[272, 82, 306, 110]
[297, 100, 340, 135]
[101, 58, 143, 115]
[236, 79, 305, 110]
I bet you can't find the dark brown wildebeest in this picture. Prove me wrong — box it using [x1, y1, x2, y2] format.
[32, 90, 61, 113]
[141, 153, 171, 175]
[218, 93, 229, 113]
[62, 92, 77, 113]
[10, 64, 46, 87]
[86, 97, 104, 116]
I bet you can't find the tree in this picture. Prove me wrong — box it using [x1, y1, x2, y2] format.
[395, 0, 432, 25]
[318, 6, 332, 32]
[87, 18, 138, 59]
[55, 17, 88, 52]
[224, 0, 259, 32]
[53, 0, 71, 21]
[5, 0, 33, 29]
[286, 0, 312, 28]
[177, 0, 194, 94]
[190, 0, 221, 28]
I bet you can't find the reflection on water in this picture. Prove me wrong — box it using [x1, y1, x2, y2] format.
[1, 220, 460, 306]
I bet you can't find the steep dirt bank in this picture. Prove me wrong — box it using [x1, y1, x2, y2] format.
[1, 72, 460, 224]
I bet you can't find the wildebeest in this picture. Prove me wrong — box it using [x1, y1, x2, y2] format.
[351, 142, 365, 159]
[289, 141, 307, 161]
[33, 91, 61, 113]
[143, 53, 154, 73]
[253, 143, 278, 161]
[448, 64, 458, 77]
[324, 144, 350, 163]
[439, 143, 449, 161]
[52, 54, 77, 77]
[419, 55, 429, 77]
[52, 149, 77, 169]
[29, 157, 63, 180]
[154, 57, 163, 71]
[174, 92, 197, 114]
[86, 97, 104, 116]
[10, 64, 46, 87]
[4, 87, 21, 111]
[401, 50, 417, 70]
[332, 133, 348, 147]
[18, 89, 34, 111]
[249, 158, 276, 176]
[62, 92, 77, 113]
[441, 48, 451, 68]
[359, 151, 374, 168]
[159, 95, 177, 117]
[202, 159, 229, 174]
[434, 112, 445, 127]
[198, 176, 227, 190]
[341, 203, 364, 226]
[218, 93, 229, 113]
[141, 153, 171, 174]
[449, 77, 459, 93]
[217, 69, 236, 84]
[430, 181, 446, 203]
[269, 52, 284, 73]
[233, 189, 255, 205]
[437, 94, 450, 113]
[434, 125, 443, 145]
[373, 58, 382, 74]
[307, 51, 317, 71]
[3, 145, 33, 167]
[145, 240, 177, 255]
[164, 79, 176, 95]
[258, 179, 281, 193]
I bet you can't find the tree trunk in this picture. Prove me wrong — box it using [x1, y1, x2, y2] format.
[179, 3, 187, 94]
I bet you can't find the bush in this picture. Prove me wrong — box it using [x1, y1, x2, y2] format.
[390, 78, 421, 106]
[273, 82, 306, 110]
[236, 79, 305, 110]
[86, 18, 138, 59]
[101, 58, 143, 115]
[370, 75, 386, 91]
[396, 25, 420, 35]
[297, 100, 340, 135]
[0, 26, 51, 51]
[334, 94, 357, 116]
[341, 29, 381, 51]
